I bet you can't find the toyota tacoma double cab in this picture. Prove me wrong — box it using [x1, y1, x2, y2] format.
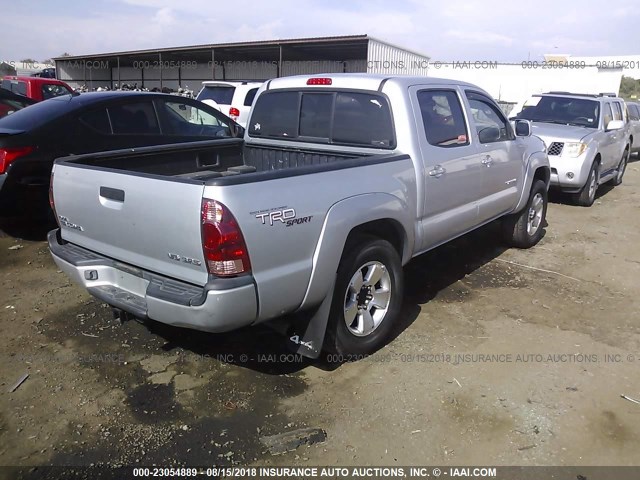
[513, 92, 631, 206]
[49, 74, 550, 358]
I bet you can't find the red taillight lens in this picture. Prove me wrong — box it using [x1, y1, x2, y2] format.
[229, 107, 240, 121]
[201, 199, 251, 276]
[0, 146, 35, 174]
[49, 171, 59, 225]
[306, 78, 332, 85]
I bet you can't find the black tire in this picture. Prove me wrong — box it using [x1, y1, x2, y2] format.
[325, 235, 403, 356]
[572, 161, 599, 207]
[502, 179, 548, 249]
[609, 148, 629, 186]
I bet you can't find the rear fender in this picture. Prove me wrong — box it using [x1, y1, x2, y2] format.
[299, 192, 413, 311]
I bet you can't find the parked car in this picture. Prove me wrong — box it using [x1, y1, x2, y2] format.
[512, 92, 631, 206]
[49, 74, 550, 359]
[0, 91, 243, 218]
[0, 87, 36, 118]
[0, 76, 74, 102]
[626, 101, 640, 156]
[196, 80, 262, 127]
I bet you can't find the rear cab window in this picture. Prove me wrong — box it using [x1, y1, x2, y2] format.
[2, 79, 27, 96]
[248, 90, 395, 148]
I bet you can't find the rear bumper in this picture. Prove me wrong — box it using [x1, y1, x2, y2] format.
[48, 230, 258, 332]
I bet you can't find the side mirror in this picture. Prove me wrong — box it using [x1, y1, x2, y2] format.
[478, 125, 501, 143]
[606, 120, 624, 131]
[514, 119, 532, 137]
[230, 123, 245, 138]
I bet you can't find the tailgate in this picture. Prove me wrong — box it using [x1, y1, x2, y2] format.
[52, 164, 208, 286]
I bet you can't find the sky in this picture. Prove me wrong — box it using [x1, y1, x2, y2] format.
[1, 0, 639, 63]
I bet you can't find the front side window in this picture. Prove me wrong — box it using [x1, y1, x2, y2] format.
[417, 90, 468, 147]
[42, 84, 71, 100]
[603, 104, 613, 127]
[161, 100, 231, 137]
[108, 101, 160, 135]
[466, 91, 514, 143]
[612, 102, 623, 121]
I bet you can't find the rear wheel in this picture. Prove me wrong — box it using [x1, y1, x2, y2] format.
[609, 148, 629, 186]
[573, 161, 599, 207]
[325, 236, 403, 356]
[502, 179, 547, 248]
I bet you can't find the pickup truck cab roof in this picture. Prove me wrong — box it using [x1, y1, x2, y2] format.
[263, 73, 479, 91]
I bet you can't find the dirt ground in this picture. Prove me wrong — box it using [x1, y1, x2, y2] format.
[1, 159, 640, 474]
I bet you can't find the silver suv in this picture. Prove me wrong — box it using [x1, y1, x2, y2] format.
[196, 81, 263, 127]
[513, 92, 631, 206]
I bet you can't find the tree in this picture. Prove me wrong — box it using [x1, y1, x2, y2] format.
[59, 52, 72, 57]
[20, 58, 37, 64]
[619, 76, 640, 101]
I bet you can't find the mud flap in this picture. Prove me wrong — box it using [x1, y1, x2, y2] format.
[269, 278, 335, 359]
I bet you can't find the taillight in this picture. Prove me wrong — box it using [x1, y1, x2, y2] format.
[306, 78, 332, 85]
[229, 107, 240, 121]
[201, 199, 251, 276]
[0, 146, 35, 174]
[49, 171, 59, 225]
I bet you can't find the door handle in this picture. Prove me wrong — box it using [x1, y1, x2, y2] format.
[100, 186, 125, 202]
[481, 155, 494, 167]
[428, 165, 446, 177]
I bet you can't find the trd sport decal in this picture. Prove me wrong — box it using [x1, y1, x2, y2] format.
[251, 207, 312, 227]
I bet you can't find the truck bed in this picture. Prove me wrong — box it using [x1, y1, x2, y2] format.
[60, 139, 368, 182]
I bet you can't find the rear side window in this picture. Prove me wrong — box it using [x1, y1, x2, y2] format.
[417, 90, 468, 147]
[197, 86, 235, 105]
[2, 79, 27, 96]
[249, 90, 395, 148]
[244, 88, 259, 106]
[79, 109, 111, 134]
[107, 102, 160, 135]
[629, 104, 640, 121]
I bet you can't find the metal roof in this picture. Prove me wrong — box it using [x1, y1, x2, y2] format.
[53, 35, 372, 61]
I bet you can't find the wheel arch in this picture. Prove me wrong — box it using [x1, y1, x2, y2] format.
[298, 193, 414, 311]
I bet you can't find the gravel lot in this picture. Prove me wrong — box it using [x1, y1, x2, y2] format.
[1, 159, 639, 471]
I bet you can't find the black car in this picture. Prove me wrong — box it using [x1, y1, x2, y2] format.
[0, 87, 36, 119]
[0, 91, 243, 219]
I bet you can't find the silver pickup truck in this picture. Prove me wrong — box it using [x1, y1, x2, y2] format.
[49, 74, 550, 358]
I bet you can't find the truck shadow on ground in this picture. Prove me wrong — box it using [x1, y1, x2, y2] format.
[548, 183, 615, 206]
